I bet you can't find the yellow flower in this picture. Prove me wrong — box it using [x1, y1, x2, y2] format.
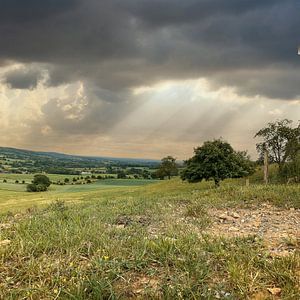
[54, 289, 58, 294]
[69, 262, 74, 267]
[103, 256, 109, 261]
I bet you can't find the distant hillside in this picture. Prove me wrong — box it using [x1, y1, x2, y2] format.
[0, 147, 159, 164]
[0, 147, 159, 175]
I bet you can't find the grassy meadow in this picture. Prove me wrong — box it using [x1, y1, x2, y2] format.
[0, 176, 299, 299]
[0, 176, 158, 212]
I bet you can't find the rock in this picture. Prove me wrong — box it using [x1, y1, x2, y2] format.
[289, 207, 295, 211]
[231, 212, 240, 219]
[267, 287, 281, 296]
[115, 224, 125, 229]
[0, 223, 11, 229]
[0, 239, 11, 246]
[251, 291, 271, 300]
[229, 227, 239, 232]
[270, 250, 293, 258]
[218, 213, 234, 222]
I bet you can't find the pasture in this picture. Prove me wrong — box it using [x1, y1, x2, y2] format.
[0, 176, 158, 212]
[0, 177, 299, 299]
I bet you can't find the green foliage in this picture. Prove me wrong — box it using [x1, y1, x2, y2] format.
[26, 183, 37, 192]
[279, 153, 300, 183]
[255, 119, 300, 166]
[27, 174, 51, 192]
[32, 174, 51, 187]
[156, 156, 178, 179]
[181, 139, 254, 186]
[116, 170, 127, 179]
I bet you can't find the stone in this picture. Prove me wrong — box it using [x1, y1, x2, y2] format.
[218, 213, 234, 222]
[231, 212, 240, 219]
[267, 287, 281, 296]
[0, 239, 11, 246]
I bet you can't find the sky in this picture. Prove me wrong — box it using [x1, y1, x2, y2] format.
[0, 0, 299, 160]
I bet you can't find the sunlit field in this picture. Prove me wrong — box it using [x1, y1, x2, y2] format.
[0, 177, 158, 212]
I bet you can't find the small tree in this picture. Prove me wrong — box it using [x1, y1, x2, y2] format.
[156, 156, 178, 180]
[27, 174, 51, 192]
[64, 178, 70, 183]
[181, 139, 254, 187]
[32, 175, 51, 187]
[117, 170, 127, 179]
[255, 119, 300, 168]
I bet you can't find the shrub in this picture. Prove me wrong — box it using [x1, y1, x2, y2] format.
[36, 184, 48, 192]
[33, 175, 51, 187]
[27, 174, 51, 192]
[279, 154, 300, 183]
[27, 183, 37, 192]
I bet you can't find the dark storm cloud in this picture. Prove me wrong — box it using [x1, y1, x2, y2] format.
[0, 0, 299, 99]
[3, 67, 43, 90]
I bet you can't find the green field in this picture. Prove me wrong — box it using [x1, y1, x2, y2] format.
[0, 178, 299, 299]
[0, 177, 159, 212]
[0, 173, 117, 183]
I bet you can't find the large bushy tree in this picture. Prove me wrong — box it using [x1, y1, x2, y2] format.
[181, 139, 254, 186]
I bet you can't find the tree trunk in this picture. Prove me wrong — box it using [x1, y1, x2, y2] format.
[214, 179, 220, 187]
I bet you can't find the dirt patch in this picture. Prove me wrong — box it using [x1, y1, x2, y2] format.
[205, 203, 300, 256]
[115, 273, 160, 299]
[114, 215, 151, 228]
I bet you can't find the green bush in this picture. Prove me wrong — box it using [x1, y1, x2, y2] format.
[27, 183, 37, 192]
[279, 154, 300, 183]
[27, 174, 51, 192]
[33, 174, 51, 187]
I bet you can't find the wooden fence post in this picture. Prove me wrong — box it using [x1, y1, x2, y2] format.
[264, 150, 269, 185]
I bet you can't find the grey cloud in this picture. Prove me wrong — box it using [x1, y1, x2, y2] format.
[3, 67, 43, 90]
[0, 0, 299, 99]
[38, 84, 142, 136]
